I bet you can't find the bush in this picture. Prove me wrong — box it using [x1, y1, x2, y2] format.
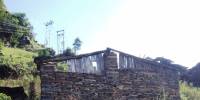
[57, 62, 68, 72]
[0, 93, 11, 100]
[180, 81, 200, 100]
[63, 47, 75, 56]
[0, 47, 37, 77]
[38, 48, 55, 57]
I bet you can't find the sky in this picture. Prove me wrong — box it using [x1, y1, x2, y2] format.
[4, 0, 200, 68]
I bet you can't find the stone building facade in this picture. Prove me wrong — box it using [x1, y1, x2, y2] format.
[37, 48, 180, 100]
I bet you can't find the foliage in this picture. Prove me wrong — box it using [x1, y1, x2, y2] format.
[0, 47, 37, 76]
[73, 37, 82, 54]
[0, 1, 42, 99]
[57, 62, 68, 72]
[0, 0, 6, 11]
[10, 30, 23, 47]
[38, 48, 55, 57]
[0, 93, 11, 100]
[0, 0, 33, 48]
[180, 81, 200, 100]
[12, 13, 31, 27]
[0, 75, 41, 99]
[63, 47, 75, 56]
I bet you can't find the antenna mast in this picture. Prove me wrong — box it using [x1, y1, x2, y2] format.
[45, 20, 54, 48]
[57, 30, 65, 54]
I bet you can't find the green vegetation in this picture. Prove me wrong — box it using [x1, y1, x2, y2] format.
[0, 1, 43, 99]
[0, 76, 41, 99]
[0, 46, 37, 76]
[0, 45, 41, 98]
[73, 37, 82, 55]
[0, 0, 6, 11]
[57, 62, 68, 72]
[0, 93, 11, 100]
[180, 81, 200, 100]
[0, 0, 42, 49]
[38, 48, 55, 57]
[2, 0, 200, 99]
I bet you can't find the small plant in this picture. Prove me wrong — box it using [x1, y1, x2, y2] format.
[0, 93, 11, 100]
[57, 62, 68, 72]
[180, 81, 200, 100]
[38, 48, 55, 57]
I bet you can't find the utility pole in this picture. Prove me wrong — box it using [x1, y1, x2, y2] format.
[45, 20, 54, 48]
[57, 30, 65, 54]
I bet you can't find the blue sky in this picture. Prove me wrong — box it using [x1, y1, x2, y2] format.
[4, 0, 200, 68]
[5, 0, 120, 51]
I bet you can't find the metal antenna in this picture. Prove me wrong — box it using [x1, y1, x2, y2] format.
[57, 30, 65, 54]
[45, 20, 54, 48]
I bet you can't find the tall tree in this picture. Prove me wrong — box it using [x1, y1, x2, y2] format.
[73, 37, 82, 55]
[63, 47, 75, 56]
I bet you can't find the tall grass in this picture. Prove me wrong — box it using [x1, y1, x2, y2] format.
[0, 47, 37, 76]
[180, 81, 200, 100]
[0, 46, 41, 99]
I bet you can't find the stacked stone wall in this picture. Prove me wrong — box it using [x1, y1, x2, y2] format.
[39, 51, 180, 100]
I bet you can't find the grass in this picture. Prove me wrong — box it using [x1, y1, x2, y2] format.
[0, 46, 41, 99]
[1, 47, 37, 65]
[0, 75, 41, 99]
[180, 81, 200, 100]
[22, 39, 45, 52]
[0, 47, 38, 75]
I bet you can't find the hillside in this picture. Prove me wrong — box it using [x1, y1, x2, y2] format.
[0, 0, 43, 99]
[0, 46, 37, 77]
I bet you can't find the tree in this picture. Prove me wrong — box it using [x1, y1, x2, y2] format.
[12, 13, 30, 27]
[38, 48, 55, 57]
[73, 37, 82, 55]
[63, 47, 75, 56]
[12, 13, 33, 37]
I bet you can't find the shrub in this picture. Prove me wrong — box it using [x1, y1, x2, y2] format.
[38, 48, 55, 57]
[180, 81, 200, 100]
[57, 62, 68, 72]
[0, 93, 11, 100]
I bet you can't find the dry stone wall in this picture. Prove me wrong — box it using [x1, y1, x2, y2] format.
[38, 50, 180, 100]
